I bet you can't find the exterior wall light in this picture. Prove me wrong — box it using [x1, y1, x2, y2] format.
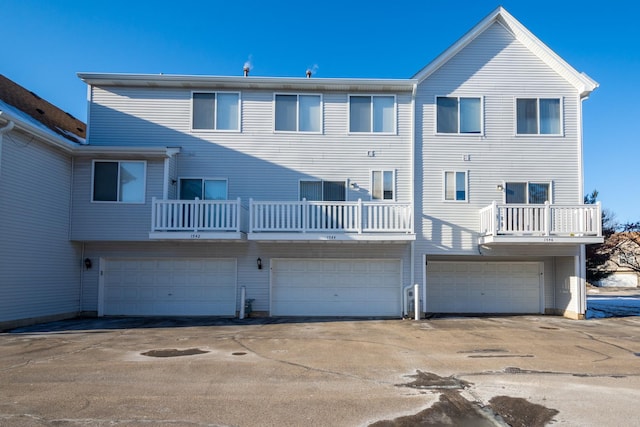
[84, 258, 92, 270]
[257, 257, 262, 270]
[497, 184, 504, 191]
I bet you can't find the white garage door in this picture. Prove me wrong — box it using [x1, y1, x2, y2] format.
[271, 259, 401, 317]
[102, 258, 237, 316]
[426, 261, 542, 313]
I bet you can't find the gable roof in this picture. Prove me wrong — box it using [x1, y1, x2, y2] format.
[412, 7, 598, 98]
[0, 74, 86, 143]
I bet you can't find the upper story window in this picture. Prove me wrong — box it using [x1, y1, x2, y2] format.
[349, 95, 395, 133]
[300, 180, 346, 201]
[92, 160, 146, 203]
[192, 92, 240, 131]
[444, 171, 467, 202]
[275, 94, 322, 132]
[516, 98, 561, 135]
[179, 178, 228, 200]
[371, 170, 395, 201]
[505, 182, 550, 204]
[436, 96, 482, 134]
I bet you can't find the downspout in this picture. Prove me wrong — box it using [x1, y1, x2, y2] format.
[410, 83, 417, 289]
[0, 119, 16, 176]
[577, 94, 587, 317]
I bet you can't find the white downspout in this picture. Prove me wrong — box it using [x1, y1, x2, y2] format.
[239, 286, 246, 319]
[0, 119, 16, 176]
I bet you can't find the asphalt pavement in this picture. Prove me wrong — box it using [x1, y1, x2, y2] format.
[1, 315, 639, 426]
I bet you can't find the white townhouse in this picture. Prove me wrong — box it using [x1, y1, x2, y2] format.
[0, 7, 602, 329]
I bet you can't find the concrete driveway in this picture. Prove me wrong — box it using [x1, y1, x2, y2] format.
[1, 315, 639, 426]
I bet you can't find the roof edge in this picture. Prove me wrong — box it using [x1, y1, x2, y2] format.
[77, 73, 417, 92]
[0, 109, 78, 153]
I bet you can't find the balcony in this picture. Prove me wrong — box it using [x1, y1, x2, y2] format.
[479, 201, 603, 245]
[149, 198, 246, 240]
[248, 199, 414, 242]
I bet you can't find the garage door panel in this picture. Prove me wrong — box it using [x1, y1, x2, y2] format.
[272, 259, 401, 316]
[427, 261, 542, 314]
[103, 258, 236, 316]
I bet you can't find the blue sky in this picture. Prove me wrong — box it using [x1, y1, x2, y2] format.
[2, 0, 638, 223]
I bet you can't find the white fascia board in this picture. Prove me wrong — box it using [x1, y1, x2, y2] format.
[412, 6, 599, 97]
[0, 109, 78, 153]
[73, 145, 181, 158]
[77, 73, 416, 93]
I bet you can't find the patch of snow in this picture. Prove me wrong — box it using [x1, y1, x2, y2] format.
[586, 295, 640, 319]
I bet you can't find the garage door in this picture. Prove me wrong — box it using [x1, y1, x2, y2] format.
[426, 261, 542, 313]
[271, 259, 401, 316]
[102, 258, 237, 316]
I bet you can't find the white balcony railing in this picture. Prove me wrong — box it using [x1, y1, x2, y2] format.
[249, 199, 413, 234]
[480, 201, 602, 237]
[151, 197, 241, 232]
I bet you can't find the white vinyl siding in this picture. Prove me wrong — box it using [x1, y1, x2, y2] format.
[192, 91, 240, 131]
[82, 87, 412, 240]
[415, 21, 581, 254]
[0, 131, 80, 324]
[72, 157, 165, 241]
[349, 95, 395, 133]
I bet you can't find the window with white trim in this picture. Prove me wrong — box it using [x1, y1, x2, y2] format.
[371, 170, 395, 200]
[275, 94, 321, 132]
[299, 180, 346, 201]
[516, 98, 561, 135]
[505, 182, 550, 204]
[349, 95, 395, 133]
[436, 96, 482, 134]
[179, 178, 228, 200]
[444, 171, 467, 201]
[92, 160, 146, 203]
[192, 92, 240, 131]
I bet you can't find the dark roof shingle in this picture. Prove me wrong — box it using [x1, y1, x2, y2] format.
[0, 74, 86, 143]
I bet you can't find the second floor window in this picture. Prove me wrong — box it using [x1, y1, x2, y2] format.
[371, 170, 395, 200]
[179, 178, 228, 200]
[192, 92, 240, 131]
[349, 95, 395, 133]
[300, 180, 346, 201]
[275, 94, 321, 132]
[93, 160, 146, 203]
[444, 171, 467, 202]
[505, 182, 550, 204]
[436, 96, 481, 134]
[516, 98, 561, 135]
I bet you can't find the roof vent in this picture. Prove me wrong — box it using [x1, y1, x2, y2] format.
[306, 69, 312, 78]
[35, 108, 45, 115]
